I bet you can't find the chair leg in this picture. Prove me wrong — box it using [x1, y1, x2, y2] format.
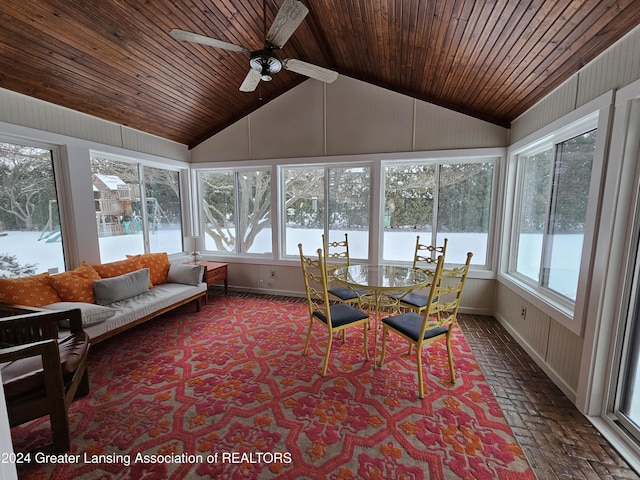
[302, 319, 314, 355]
[446, 332, 456, 383]
[341, 330, 346, 342]
[380, 327, 387, 366]
[50, 408, 71, 453]
[76, 369, 90, 398]
[321, 334, 333, 376]
[416, 345, 425, 399]
[363, 322, 370, 361]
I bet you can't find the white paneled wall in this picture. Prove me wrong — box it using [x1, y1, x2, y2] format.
[191, 75, 509, 162]
[498, 24, 640, 409]
[0, 88, 189, 161]
[494, 283, 582, 401]
[511, 25, 640, 144]
[326, 77, 415, 155]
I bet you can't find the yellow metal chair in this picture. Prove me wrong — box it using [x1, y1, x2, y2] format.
[380, 252, 473, 399]
[299, 243, 370, 376]
[322, 233, 370, 306]
[394, 236, 448, 314]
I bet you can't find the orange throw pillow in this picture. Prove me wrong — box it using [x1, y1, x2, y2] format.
[48, 262, 101, 303]
[126, 252, 170, 286]
[92, 257, 144, 279]
[0, 272, 61, 307]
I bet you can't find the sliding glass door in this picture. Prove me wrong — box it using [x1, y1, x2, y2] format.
[613, 235, 640, 440]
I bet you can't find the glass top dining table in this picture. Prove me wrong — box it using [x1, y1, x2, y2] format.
[332, 264, 429, 291]
[332, 264, 429, 366]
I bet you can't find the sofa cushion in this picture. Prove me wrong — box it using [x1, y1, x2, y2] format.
[78, 282, 207, 341]
[42, 301, 115, 328]
[92, 257, 144, 279]
[0, 273, 61, 307]
[167, 263, 203, 286]
[94, 268, 150, 305]
[48, 262, 101, 303]
[126, 252, 170, 286]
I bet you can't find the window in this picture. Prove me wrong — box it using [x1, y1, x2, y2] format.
[512, 130, 596, 301]
[198, 169, 272, 254]
[282, 165, 370, 258]
[144, 166, 183, 254]
[0, 141, 66, 275]
[90, 154, 183, 262]
[383, 160, 494, 265]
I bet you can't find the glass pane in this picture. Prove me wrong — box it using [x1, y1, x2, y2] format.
[200, 171, 235, 253]
[327, 167, 370, 260]
[284, 167, 324, 257]
[0, 142, 66, 275]
[438, 162, 493, 265]
[144, 166, 182, 254]
[237, 170, 271, 254]
[544, 130, 596, 300]
[619, 291, 640, 426]
[515, 149, 553, 282]
[91, 157, 144, 262]
[383, 164, 435, 262]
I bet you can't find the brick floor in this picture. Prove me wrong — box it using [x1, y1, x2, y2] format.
[459, 313, 640, 480]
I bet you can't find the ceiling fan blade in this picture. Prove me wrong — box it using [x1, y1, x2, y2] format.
[283, 59, 338, 83]
[240, 69, 262, 92]
[170, 29, 249, 54]
[265, 0, 309, 48]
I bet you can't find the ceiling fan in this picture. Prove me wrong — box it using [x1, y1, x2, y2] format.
[170, 0, 338, 92]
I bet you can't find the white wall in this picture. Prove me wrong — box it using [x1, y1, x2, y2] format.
[511, 25, 640, 144]
[190, 75, 508, 311]
[191, 75, 509, 162]
[0, 89, 188, 162]
[496, 24, 640, 405]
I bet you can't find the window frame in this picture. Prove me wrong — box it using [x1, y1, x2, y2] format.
[501, 94, 611, 334]
[278, 161, 373, 261]
[0, 134, 72, 273]
[194, 165, 274, 258]
[89, 151, 186, 260]
[192, 148, 502, 277]
[380, 155, 499, 269]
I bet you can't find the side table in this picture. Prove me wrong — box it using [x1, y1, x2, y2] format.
[185, 261, 228, 297]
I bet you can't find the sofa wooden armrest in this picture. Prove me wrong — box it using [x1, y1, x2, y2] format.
[0, 306, 89, 452]
[0, 305, 84, 344]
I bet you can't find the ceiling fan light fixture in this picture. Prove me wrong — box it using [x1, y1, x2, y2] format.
[250, 49, 282, 81]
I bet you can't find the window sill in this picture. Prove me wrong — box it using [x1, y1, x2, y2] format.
[497, 272, 579, 334]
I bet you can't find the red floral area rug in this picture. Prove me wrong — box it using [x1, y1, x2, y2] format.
[13, 295, 535, 479]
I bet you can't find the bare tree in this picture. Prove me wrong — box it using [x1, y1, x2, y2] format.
[0, 142, 54, 230]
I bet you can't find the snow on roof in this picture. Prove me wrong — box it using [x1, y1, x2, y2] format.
[94, 174, 126, 190]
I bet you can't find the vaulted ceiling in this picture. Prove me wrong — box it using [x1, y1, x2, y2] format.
[1, 1, 640, 149]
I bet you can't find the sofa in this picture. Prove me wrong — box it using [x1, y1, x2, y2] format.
[0, 253, 207, 344]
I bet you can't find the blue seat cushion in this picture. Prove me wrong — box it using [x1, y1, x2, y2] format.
[328, 286, 369, 301]
[382, 312, 448, 342]
[313, 303, 369, 328]
[391, 292, 437, 309]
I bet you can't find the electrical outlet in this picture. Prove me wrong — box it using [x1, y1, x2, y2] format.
[520, 306, 527, 320]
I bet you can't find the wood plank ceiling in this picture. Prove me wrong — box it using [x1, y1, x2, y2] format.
[1, 0, 640, 149]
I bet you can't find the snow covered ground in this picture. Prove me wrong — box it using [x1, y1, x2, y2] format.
[0, 228, 580, 298]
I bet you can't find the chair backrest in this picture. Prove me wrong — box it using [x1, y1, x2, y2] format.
[298, 243, 334, 329]
[421, 251, 473, 336]
[322, 233, 352, 268]
[412, 236, 448, 270]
